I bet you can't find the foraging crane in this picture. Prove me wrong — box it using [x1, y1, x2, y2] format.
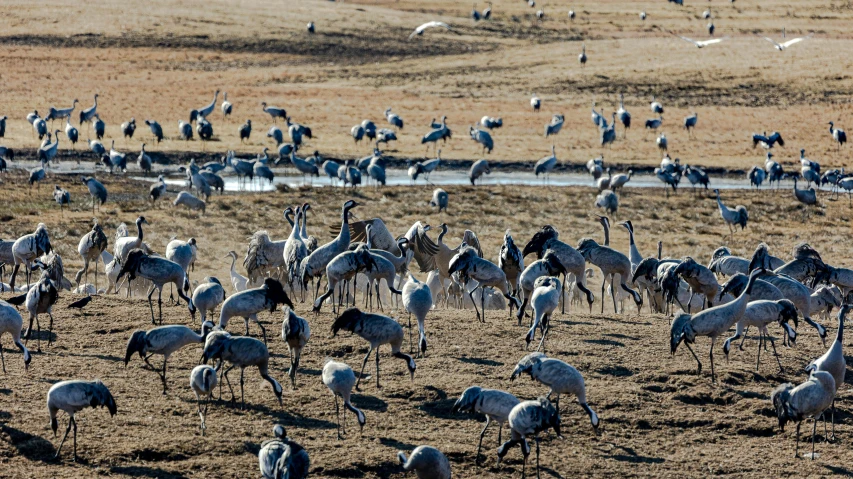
[408, 21, 452, 39]
[673, 257, 720, 312]
[218, 278, 293, 344]
[322, 359, 366, 438]
[192, 277, 226, 324]
[714, 189, 748, 239]
[145, 120, 164, 144]
[79, 94, 99, 125]
[45, 99, 78, 125]
[0, 300, 31, 372]
[225, 251, 249, 293]
[385, 108, 404, 130]
[47, 379, 116, 461]
[429, 188, 449, 213]
[522, 226, 593, 314]
[481, 115, 502, 129]
[650, 95, 664, 114]
[595, 190, 618, 215]
[452, 386, 520, 464]
[173, 191, 206, 214]
[124, 321, 214, 394]
[469, 159, 491, 185]
[282, 308, 310, 387]
[201, 331, 283, 408]
[189, 365, 217, 435]
[525, 277, 561, 352]
[75, 220, 108, 290]
[22, 277, 59, 352]
[449, 248, 521, 322]
[792, 175, 817, 206]
[749, 166, 766, 188]
[402, 274, 432, 357]
[178, 120, 193, 140]
[670, 270, 761, 382]
[469, 124, 493, 154]
[351, 124, 365, 144]
[645, 116, 663, 131]
[258, 425, 310, 479]
[33, 116, 48, 140]
[496, 397, 562, 479]
[771, 371, 835, 459]
[121, 118, 136, 139]
[116, 249, 196, 324]
[149, 175, 167, 206]
[312, 246, 377, 313]
[330, 308, 417, 390]
[8, 223, 52, 292]
[398, 446, 451, 479]
[544, 114, 564, 137]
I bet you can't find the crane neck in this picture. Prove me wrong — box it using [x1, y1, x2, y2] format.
[601, 222, 609, 246]
[837, 307, 846, 344]
[284, 209, 294, 228]
[136, 221, 144, 241]
[301, 207, 308, 234]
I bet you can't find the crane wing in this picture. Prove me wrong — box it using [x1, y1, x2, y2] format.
[409, 21, 452, 39]
[698, 38, 724, 46]
[678, 36, 698, 46]
[763, 37, 783, 49]
[781, 34, 812, 48]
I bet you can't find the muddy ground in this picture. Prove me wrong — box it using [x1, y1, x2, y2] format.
[1, 170, 853, 478]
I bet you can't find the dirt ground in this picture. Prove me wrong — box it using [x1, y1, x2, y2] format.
[1, 170, 853, 478]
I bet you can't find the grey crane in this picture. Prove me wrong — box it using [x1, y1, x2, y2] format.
[306, 21, 315, 32]
[708, 247, 749, 277]
[385, 107, 404, 130]
[449, 248, 521, 322]
[47, 379, 116, 461]
[429, 188, 448, 213]
[594, 189, 618, 215]
[45, 99, 78, 125]
[116, 249, 196, 324]
[496, 397, 562, 479]
[764, 152, 784, 189]
[828, 121, 846, 149]
[218, 278, 293, 344]
[804, 304, 849, 439]
[124, 321, 214, 394]
[516, 253, 567, 323]
[173, 191, 206, 214]
[610, 170, 633, 193]
[121, 117, 136, 140]
[225, 251, 249, 293]
[722, 299, 798, 373]
[600, 114, 617, 148]
[534, 145, 557, 182]
[322, 359, 366, 438]
[283, 207, 309, 293]
[650, 95, 664, 114]
[243, 227, 285, 285]
[656, 132, 667, 151]
[522, 226, 593, 314]
[192, 277, 226, 324]
[202, 331, 284, 408]
[469, 159, 490, 185]
[673, 256, 720, 311]
[616, 93, 631, 137]
[240, 119, 252, 143]
[149, 175, 167, 206]
[481, 115, 502, 129]
[287, 117, 312, 144]
[53, 185, 70, 211]
[420, 118, 448, 155]
[137, 143, 152, 174]
[0, 300, 31, 372]
[331, 307, 417, 390]
[74, 220, 107, 290]
[684, 112, 698, 137]
[791, 175, 817, 206]
[577, 238, 641, 313]
[192, 90, 219, 121]
[8, 223, 52, 291]
[145, 120, 164, 144]
[78, 94, 99, 125]
[312, 246, 377, 313]
[289, 150, 320, 183]
[93, 114, 106, 139]
[531, 94, 541, 112]
[108, 140, 126, 173]
[362, 119, 377, 140]
[282, 307, 310, 387]
[114, 216, 148, 265]
[261, 102, 287, 123]
[189, 364, 217, 435]
[402, 273, 432, 357]
[453, 386, 520, 464]
[753, 131, 784, 149]
[221, 92, 232, 117]
[483, 2, 492, 19]
[499, 229, 524, 301]
[88, 138, 106, 159]
[226, 150, 255, 188]
[671, 270, 761, 381]
[578, 42, 587, 67]
[398, 446, 451, 479]
[351, 124, 365, 145]
[178, 120, 193, 141]
[258, 425, 310, 479]
[469, 125, 493, 154]
[196, 118, 213, 147]
[526, 277, 561, 352]
[33, 116, 48, 140]
[64, 118, 78, 150]
[39, 129, 61, 164]
[544, 114, 564, 138]
[302, 200, 358, 299]
[472, 2, 481, 20]
[771, 371, 836, 459]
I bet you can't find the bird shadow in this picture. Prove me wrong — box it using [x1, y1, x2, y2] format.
[246, 403, 337, 430]
[379, 437, 418, 450]
[109, 465, 188, 479]
[353, 394, 388, 413]
[0, 388, 11, 395]
[825, 465, 853, 476]
[63, 352, 123, 363]
[298, 367, 322, 377]
[0, 421, 56, 462]
[602, 444, 665, 464]
[603, 333, 639, 341]
[583, 339, 624, 347]
[23, 329, 57, 344]
[455, 356, 503, 367]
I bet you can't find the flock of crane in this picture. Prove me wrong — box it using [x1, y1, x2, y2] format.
[1, 188, 853, 475]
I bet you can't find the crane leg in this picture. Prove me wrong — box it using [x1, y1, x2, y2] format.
[469, 288, 480, 322]
[709, 337, 717, 383]
[601, 281, 606, 314]
[475, 416, 491, 465]
[481, 287, 486, 322]
[374, 347, 381, 389]
[54, 415, 73, 460]
[355, 347, 373, 391]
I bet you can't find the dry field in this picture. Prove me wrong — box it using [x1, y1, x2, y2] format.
[3, 0, 853, 478]
[1, 0, 853, 172]
[1, 171, 853, 478]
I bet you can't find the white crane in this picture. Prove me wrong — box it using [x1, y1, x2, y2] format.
[408, 21, 452, 39]
[764, 29, 813, 51]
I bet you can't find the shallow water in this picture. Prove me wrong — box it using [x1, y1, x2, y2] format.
[138, 168, 760, 192]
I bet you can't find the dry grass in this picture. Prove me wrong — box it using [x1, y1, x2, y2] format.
[1, 173, 853, 477]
